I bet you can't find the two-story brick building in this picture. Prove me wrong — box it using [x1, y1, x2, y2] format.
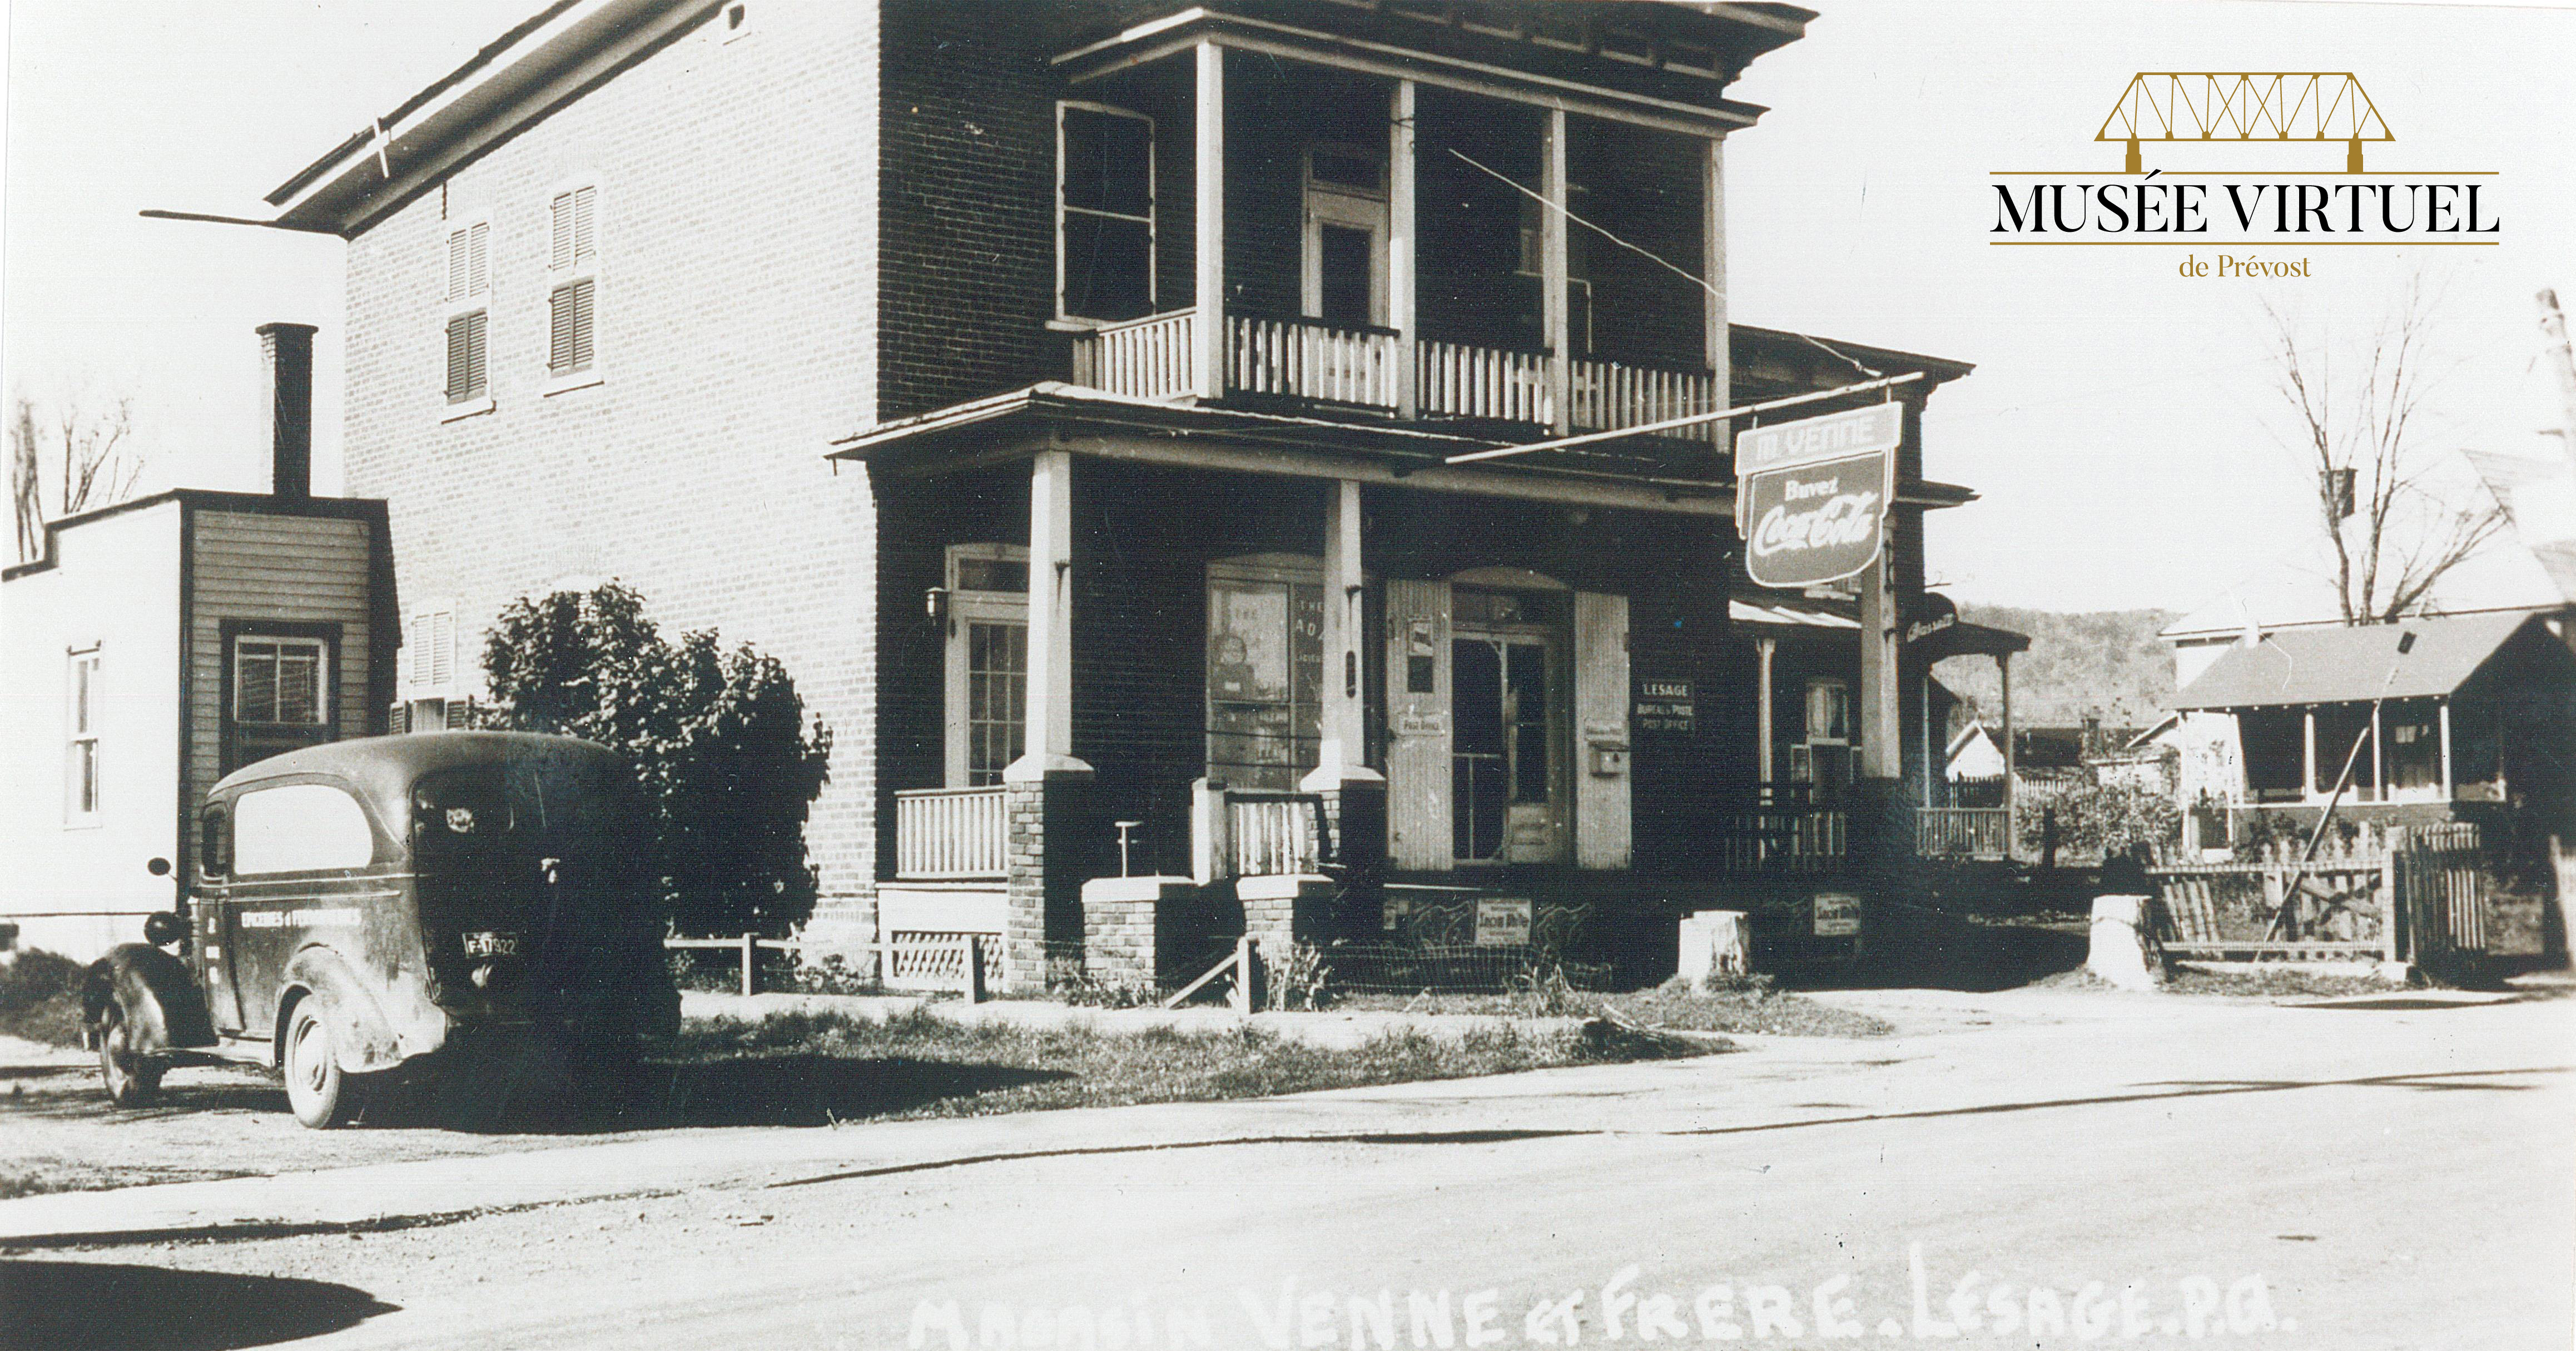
[257, 0, 2005, 990]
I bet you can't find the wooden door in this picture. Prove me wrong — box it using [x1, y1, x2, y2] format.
[1383, 579, 1451, 871]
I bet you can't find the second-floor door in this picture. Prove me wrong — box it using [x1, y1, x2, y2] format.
[1303, 143, 1387, 328]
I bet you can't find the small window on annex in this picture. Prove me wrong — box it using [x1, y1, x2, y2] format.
[227, 630, 336, 774]
[66, 648, 102, 822]
[1058, 103, 1155, 322]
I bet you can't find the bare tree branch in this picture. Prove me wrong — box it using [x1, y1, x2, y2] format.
[2259, 275, 2503, 625]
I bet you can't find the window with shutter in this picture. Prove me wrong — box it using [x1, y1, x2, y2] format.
[444, 221, 488, 303]
[545, 185, 602, 384]
[439, 218, 493, 408]
[548, 279, 595, 375]
[405, 608, 458, 695]
[550, 187, 596, 269]
[444, 312, 488, 402]
[444, 311, 488, 402]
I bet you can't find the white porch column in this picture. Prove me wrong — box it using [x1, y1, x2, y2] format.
[1389, 79, 1418, 419]
[1540, 107, 1571, 435]
[1306, 478, 1382, 789]
[2439, 698, 2454, 797]
[2370, 702, 2385, 800]
[2302, 709, 2318, 799]
[1702, 136, 1728, 446]
[1754, 636, 1778, 783]
[1858, 552, 1902, 781]
[1193, 42, 1226, 403]
[1009, 449, 1089, 780]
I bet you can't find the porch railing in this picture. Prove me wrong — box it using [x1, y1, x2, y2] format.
[1569, 357, 1720, 440]
[1068, 309, 1200, 401]
[1229, 314, 1402, 408]
[1917, 807, 2011, 860]
[1416, 339, 1550, 424]
[894, 786, 1008, 881]
[1229, 791, 1327, 877]
[1713, 806, 1847, 873]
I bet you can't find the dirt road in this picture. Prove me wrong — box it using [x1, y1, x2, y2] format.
[3, 989, 2568, 1350]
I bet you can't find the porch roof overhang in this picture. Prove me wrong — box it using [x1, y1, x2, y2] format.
[1911, 618, 2032, 661]
[830, 384, 1980, 519]
[830, 383, 1741, 516]
[2171, 610, 2543, 711]
[1051, 3, 1809, 138]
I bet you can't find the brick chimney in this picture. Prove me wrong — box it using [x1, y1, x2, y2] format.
[257, 322, 316, 501]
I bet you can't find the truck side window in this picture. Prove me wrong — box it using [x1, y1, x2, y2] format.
[201, 807, 230, 878]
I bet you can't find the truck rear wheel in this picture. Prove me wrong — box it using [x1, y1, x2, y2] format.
[95, 1004, 166, 1107]
[282, 999, 361, 1129]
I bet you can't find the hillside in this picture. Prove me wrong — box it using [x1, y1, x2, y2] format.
[1933, 605, 2180, 731]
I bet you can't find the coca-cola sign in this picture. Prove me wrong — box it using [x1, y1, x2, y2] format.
[1735, 405, 1902, 588]
[1739, 450, 1892, 588]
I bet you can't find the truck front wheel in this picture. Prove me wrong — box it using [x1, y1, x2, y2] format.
[282, 999, 361, 1129]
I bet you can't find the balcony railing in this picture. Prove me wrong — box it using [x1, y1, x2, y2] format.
[1713, 804, 1847, 874]
[1068, 311, 1718, 440]
[1418, 337, 1551, 424]
[1231, 315, 1402, 408]
[1068, 310, 1199, 401]
[1229, 791, 1327, 878]
[894, 786, 1008, 881]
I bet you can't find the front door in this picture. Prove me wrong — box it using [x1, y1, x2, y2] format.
[1450, 634, 1566, 865]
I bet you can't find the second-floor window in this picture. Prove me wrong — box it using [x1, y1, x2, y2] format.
[443, 218, 490, 403]
[1057, 103, 1154, 322]
[548, 185, 599, 378]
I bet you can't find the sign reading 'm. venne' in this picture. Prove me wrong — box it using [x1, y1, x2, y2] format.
[1734, 404, 1900, 588]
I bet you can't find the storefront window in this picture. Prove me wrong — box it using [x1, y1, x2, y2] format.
[1207, 564, 1323, 789]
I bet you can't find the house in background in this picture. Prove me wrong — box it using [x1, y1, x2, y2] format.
[0, 327, 393, 960]
[249, 0, 2006, 990]
[2167, 610, 2576, 853]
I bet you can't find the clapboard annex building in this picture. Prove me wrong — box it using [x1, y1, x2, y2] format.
[259, 0, 2001, 990]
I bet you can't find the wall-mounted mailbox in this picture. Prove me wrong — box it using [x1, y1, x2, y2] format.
[1588, 741, 1630, 777]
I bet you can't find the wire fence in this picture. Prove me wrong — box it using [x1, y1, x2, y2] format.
[1035, 935, 1617, 1004]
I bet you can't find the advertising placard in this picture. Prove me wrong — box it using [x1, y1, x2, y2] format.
[1739, 449, 1892, 588]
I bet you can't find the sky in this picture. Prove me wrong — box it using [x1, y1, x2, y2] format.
[4, 0, 2573, 616]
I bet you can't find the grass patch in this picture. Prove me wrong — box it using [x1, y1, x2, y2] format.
[1331, 979, 1892, 1039]
[0, 950, 87, 1047]
[656, 1007, 1714, 1123]
[2161, 965, 2407, 999]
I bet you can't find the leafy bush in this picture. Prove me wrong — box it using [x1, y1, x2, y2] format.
[1266, 941, 1334, 1012]
[478, 583, 832, 937]
[2016, 781, 2180, 861]
[0, 948, 88, 1046]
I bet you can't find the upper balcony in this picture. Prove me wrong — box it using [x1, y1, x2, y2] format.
[1045, 27, 1758, 444]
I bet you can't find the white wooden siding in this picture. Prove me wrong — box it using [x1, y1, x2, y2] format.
[185, 511, 377, 841]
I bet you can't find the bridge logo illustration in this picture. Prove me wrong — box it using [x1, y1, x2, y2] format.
[2097, 73, 2393, 174]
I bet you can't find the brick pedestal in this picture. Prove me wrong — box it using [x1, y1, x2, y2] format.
[1002, 768, 1098, 995]
[1080, 876, 1206, 987]
[1237, 873, 1336, 967]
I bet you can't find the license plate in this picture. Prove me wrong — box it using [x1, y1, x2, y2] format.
[461, 931, 520, 957]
